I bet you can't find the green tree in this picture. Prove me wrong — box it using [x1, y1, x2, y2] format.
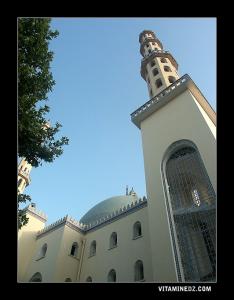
[18, 18, 69, 229]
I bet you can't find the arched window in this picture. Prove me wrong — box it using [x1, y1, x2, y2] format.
[109, 232, 117, 249]
[133, 221, 142, 239]
[107, 269, 116, 282]
[37, 243, 47, 260]
[86, 276, 92, 282]
[148, 49, 151, 54]
[152, 68, 159, 76]
[160, 58, 167, 63]
[65, 278, 72, 282]
[162, 140, 216, 282]
[29, 272, 42, 282]
[164, 66, 171, 72]
[168, 76, 176, 84]
[134, 260, 144, 281]
[70, 242, 78, 257]
[155, 78, 163, 88]
[89, 240, 96, 257]
[150, 60, 156, 67]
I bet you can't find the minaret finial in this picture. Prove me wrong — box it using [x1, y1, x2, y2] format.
[126, 185, 129, 196]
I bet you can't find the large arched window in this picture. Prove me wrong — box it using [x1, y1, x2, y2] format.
[86, 276, 92, 282]
[133, 221, 142, 239]
[70, 242, 78, 257]
[107, 269, 116, 282]
[134, 260, 144, 281]
[162, 140, 216, 282]
[109, 232, 117, 249]
[29, 272, 42, 282]
[89, 240, 96, 257]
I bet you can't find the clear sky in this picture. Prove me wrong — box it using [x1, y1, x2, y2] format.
[21, 17, 216, 225]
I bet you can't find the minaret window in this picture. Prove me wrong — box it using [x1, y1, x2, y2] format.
[146, 44, 149, 48]
[168, 76, 176, 84]
[107, 269, 117, 282]
[160, 58, 167, 63]
[164, 66, 172, 72]
[134, 260, 144, 281]
[148, 49, 152, 54]
[155, 78, 163, 88]
[153, 68, 159, 76]
[18, 178, 23, 187]
[150, 60, 156, 67]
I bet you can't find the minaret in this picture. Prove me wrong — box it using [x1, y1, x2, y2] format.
[139, 30, 179, 99]
[131, 30, 216, 282]
[18, 158, 32, 194]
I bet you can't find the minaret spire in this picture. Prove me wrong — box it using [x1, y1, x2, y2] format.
[139, 30, 179, 99]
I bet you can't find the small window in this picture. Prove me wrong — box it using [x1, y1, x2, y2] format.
[107, 269, 117, 282]
[29, 272, 42, 282]
[89, 240, 96, 257]
[134, 260, 144, 281]
[150, 60, 156, 67]
[160, 58, 167, 63]
[146, 44, 149, 48]
[18, 178, 23, 187]
[133, 221, 142, 238]
[70, 242, 78, 257]
[109, 232, 117, 249]
[168, 76, 176, 84]
[65, 278, 72, 282]
[152, 42, 156, 45]
[148, 49, 151, 54]
[152, 68, 159, 76]
[155, 78, 163, 88]
[86, 276, 92, 282]
[37, 243, 47, 260]
[164, 66, 171, 72]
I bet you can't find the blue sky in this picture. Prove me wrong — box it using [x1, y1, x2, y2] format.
[21, 18, 216, 225]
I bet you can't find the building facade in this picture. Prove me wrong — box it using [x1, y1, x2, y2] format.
[18, 30, 216, 283]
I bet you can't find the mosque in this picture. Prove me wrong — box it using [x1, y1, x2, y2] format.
[18, 30, 216, 283]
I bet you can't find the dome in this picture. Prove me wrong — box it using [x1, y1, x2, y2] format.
[80, 194, 139, 225]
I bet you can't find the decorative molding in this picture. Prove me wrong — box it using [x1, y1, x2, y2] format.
[36, 197, 148, 238]
[26, 205, 47, 222]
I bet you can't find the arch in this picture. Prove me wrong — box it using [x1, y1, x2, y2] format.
[109, 232, 117, 249]
[29, 272, 42, 282]
[133, 221, 142, 238]
[134, 260, 144, 281]
[152, 68, 159, 76]
[161, 139, 216, 282]
[168, 76, 176, 84]
[70, 242, 79, 257]
[18, 178, 23, 187]
[107, 269, 116, 282]
[155, 78, 163, 88]
[164, 65, 172, 72]
[65, 278, 72, 282]
[86, 276, 92, 282]
[160, 57, 167, 63]
[89, 240, 96, 257]
[150, 60, 156, 67]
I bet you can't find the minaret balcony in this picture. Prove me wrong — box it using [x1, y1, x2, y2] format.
[140, 50, 178, 80]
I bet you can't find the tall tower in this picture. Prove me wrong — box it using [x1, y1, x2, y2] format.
[139, 30, 179, 99]
[18, 158, 32, 194]
[131, 30, 216, 282]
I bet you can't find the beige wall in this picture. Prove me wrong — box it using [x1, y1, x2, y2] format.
[80, 206, 153, 282]
[140, 89, 216, 282]
[18, 212, 46, 282]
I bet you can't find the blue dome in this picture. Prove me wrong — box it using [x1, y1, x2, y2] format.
[80, 194, 139, 225]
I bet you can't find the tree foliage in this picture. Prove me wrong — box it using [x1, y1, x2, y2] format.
[18, 18, 69, 229]
[18, 18, 69, 167]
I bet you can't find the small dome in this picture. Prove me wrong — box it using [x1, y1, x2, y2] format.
[80, 194, 139, 225]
